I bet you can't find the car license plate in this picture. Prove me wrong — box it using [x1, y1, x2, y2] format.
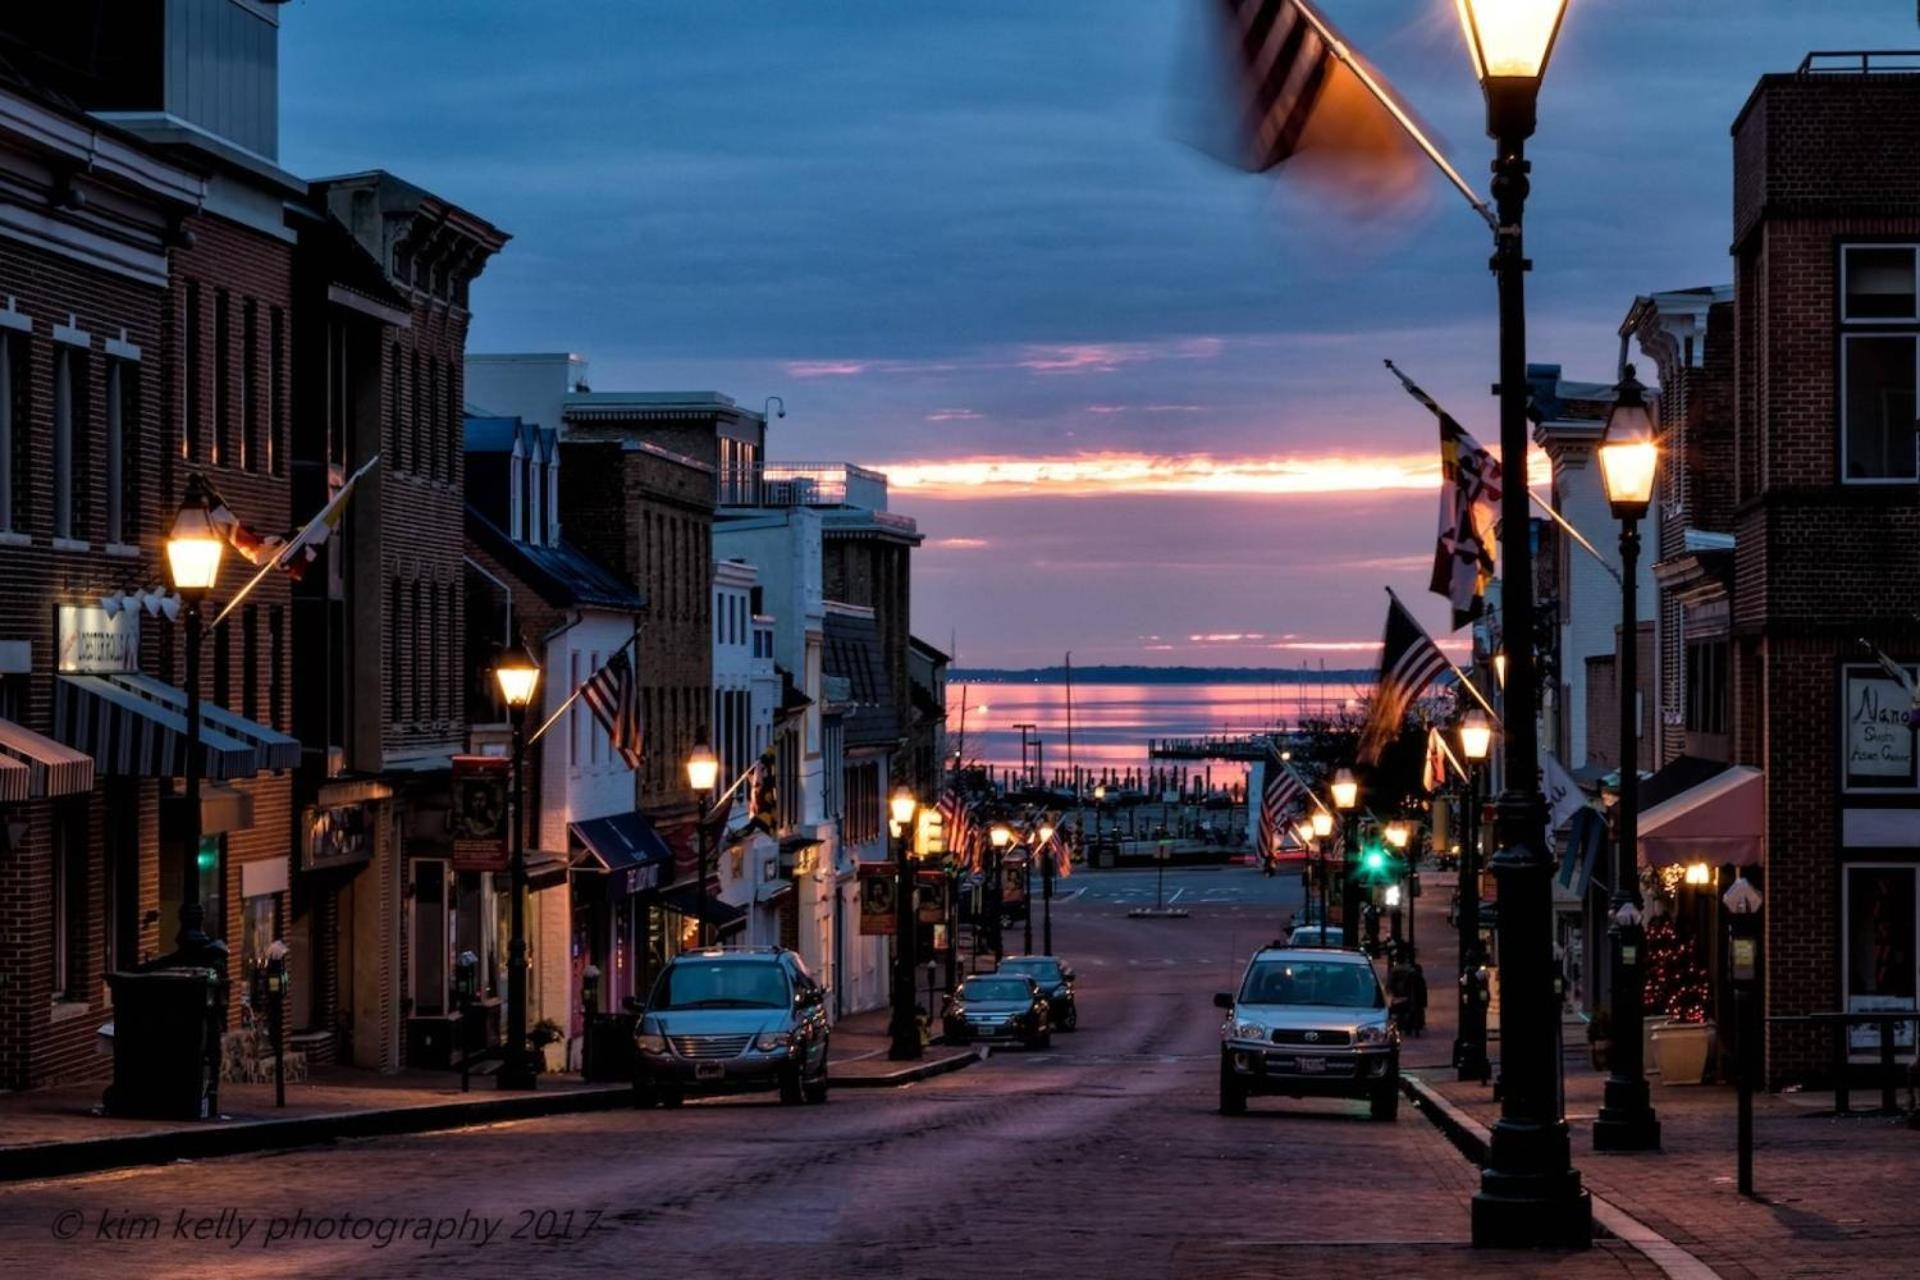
[1296, 1056, 1327, 1074]
[695, 1062, 725, 1081]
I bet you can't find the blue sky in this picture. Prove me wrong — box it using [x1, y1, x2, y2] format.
[281, 1, 1916, 667]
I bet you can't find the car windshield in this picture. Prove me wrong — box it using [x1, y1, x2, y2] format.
[651, 961, 789, 1010]
[1238, 959, 1382, 1009]
[962, 978, 1031, 1003]
[1000, 960, 1062, 983]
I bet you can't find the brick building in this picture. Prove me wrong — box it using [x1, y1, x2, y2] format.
[0, 6, 307, 1088]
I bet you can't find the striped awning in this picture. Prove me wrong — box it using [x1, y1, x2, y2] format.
[55, 674, 300, 781]
[0, 717, 95, 801]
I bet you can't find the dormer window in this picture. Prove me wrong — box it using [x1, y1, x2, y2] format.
[508, 434, 525, 538]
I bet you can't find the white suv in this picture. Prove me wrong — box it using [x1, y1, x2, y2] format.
[1214, 945, 1401, 1121]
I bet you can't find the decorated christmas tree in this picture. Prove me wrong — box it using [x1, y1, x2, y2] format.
[1642, 918, 1710, 1024]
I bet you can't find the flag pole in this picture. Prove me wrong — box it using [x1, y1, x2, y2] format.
[526, 630, 640, 747]
[209, 454, 382, 628]
[1292, 0, 1496, 232]
[1383, 586, 1500, 723]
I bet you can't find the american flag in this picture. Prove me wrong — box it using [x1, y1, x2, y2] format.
[937, 789, 975, 870]
[1257, 744, 1306, 858]
[1358, 592, 1453, 766]
[580, 648, 643, 769]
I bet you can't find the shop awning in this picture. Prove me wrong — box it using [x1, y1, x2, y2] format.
[54, 673, 300, 781]
[0, 717, 94, 800]
[525, 849, 571, 892]
[572, 811, 674, 896]
[659, 883, 747, 930]
[1638, 764, 1764, 869]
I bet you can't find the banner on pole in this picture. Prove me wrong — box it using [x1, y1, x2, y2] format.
[858, 862, 898, 935]
[916, 870, 949, 924]
[450, 755, 511, 873]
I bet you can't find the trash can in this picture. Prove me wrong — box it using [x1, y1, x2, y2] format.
[102, 968, 222, 1120]
[581, 1013, 639, 1083]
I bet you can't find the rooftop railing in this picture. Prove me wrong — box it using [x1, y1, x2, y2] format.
[719, 462, 890, 511]
[1797, 50, 1920, 75]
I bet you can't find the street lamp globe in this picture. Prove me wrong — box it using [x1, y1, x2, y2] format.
[1038, 824, 1055, 844]
[1458, 0, 1569, 139]
[889, 786, 918, 827]
[1600, 365, 1659, 520]
[1310, 810, 1334, 839]
[1384, 821, 1411, 850]
[492, 643, 541, 710]
[166, 475, 225, 594]
[1293, 819, 1316, 846]
[686, 743, 720, 793]
[1459, 708, 1494, 762]
[990, 824, 1012, 849]
[1331, 768, 1359, 811]
[1093, 784, 1106, 801]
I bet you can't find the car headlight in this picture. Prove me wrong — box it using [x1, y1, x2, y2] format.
[1231, 1021, 1267, 1041]
[754, 1031, 790, 1052]
[948, 1007, 967, 1020]
[636, 1032, 668, 1054]
[1353, 1023, 1391, 1046]
[1053, 986, 1070, 1000]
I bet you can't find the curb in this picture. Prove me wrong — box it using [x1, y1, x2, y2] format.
[1401, 1073, 1722, 1280]
[0, 1084, 632, 1184]
[834, 1047, 983, 1088]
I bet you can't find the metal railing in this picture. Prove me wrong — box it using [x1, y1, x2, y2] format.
[1769, 1010, 1920, 1114]
[1797, 50, 1920, 76]
[718, 462, 889, 510]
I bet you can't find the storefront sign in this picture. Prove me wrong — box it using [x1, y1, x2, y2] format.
[858, 862, 897, 935]
[450, 755, 511, 873]
[1844, 665, 1919, 791]
[57, 605, 137, 673]
[302, 803, 374, 871]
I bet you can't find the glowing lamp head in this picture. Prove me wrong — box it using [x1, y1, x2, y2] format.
[167, 474, 225, 594]
[1683, 862, 1712, 887]
[1094, 784, 1106, 800]
[1384, 821, 1411, 850]
[990, 824, 1012, 849]
[1331, 768, 1358, 811]
[1292, 819, 1315, 846]
[889, 787, 918, 826]
[1456, 0, 1569, 140]
[1459, 709, 1494, 762]
[1038, 824, 1055, 844]
[492, 643, 541, 710]
[1600, 365, 1659, 519]
[1310, 810, 1334, 839]
[685, 743, 720, 793]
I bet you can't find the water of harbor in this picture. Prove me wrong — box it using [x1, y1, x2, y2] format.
[945, 678, 1373, 781]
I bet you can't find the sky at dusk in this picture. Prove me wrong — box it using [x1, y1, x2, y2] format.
[279, 1, 1915, 668]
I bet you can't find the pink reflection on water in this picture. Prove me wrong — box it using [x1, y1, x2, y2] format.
[946, 679, 1372, 776]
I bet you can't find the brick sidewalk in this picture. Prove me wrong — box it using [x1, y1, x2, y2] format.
[1408, 868, 1920, 1279]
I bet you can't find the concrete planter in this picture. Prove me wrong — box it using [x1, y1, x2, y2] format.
[1651, 1021, 1714, 1085]
[1642, 1017, 1670, 1074]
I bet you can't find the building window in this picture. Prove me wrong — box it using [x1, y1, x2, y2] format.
[389, 576, 403, 724]
[106, 357, 138, 545]
[54, 343, 91, 541]
[1, 329, 24, 533]
[213, 616, 231, 709]
[389, 342, 403, 470]
[571, 651, 583, 767]
[1684, 640, 1728, 737]
[242, 605, 259, 722]
[51, 816, 70, 1001]
[213, 289, 230, 466]
[428, 581, 442, 723]
[183, 281, 200, 461]
[411, 579, 423, 724]
[269, 605, 285, 732]
[241, 299, 258, 472]
[409, 350, 421, 474]
[444, 362, 459, 484]
[1840, 245, 1920, 482]
[268, 307, 284, 475]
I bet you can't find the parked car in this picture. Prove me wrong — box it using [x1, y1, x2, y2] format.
[631, 946, 830, 1108]
[943, 974, 1052, 1048]
[1287, 924, 1345, 948]
[1214, 945, 1401, 1120]
[997, 955, 1077, 1030]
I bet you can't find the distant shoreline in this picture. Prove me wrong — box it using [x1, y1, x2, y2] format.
[948, 665, 1374, 685]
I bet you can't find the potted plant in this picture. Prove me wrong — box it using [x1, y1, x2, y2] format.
[1643, 919, 1714, 1084]
[1586, 1009, 1613, 1072]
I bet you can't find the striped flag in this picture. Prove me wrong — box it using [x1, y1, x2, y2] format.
[1205, 0, 1428, 208]
[1358, 593, 1453, 765]
[579, 648, 643, 769]
[1257, 744, 1306, 858]
[937, 789, 975, 870]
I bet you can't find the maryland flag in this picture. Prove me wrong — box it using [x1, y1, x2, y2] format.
[721, 747, 781, 846]
[205, 456, 379, 585]
[1422, 727, 1458, 795]
[1388, 362, 1502, 629]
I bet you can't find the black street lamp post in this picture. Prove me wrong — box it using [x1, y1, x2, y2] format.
[1458, 0, 1591, 1248]
[493, 643, 542, 1092]
[889, 787, 921, 1060]
[1332, 769, 1359, 939]
[1593, 368, 1661, 1152]
[988, 823, 1011, 958]
[1456, 710, 1494, 1083]
[1042, 844, 1056, 956]
[687, 742, 720, 947]
[1023, 850, 1034, 954]
[163, 475, 226, 971]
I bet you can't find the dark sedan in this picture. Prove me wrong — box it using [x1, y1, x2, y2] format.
[942, 975, 1052, 1049]
[997, 955, 1077, 1030]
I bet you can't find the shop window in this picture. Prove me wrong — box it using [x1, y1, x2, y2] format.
[1844, 864, 1917, 1059]
[411, 859, 449, 1017]
[241, 892, 279, 994]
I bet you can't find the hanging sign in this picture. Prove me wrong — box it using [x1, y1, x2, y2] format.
[1000, 858, 1027, 904]
[1844, 665, 1919, 791]
[916, 869, 949, 924]
[450, 755, 511, 872]
[57, 604, 137, 673]
[858, 862, 898, 935]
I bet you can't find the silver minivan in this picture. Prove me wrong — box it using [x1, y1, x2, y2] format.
[632, 947, 830, 1107]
